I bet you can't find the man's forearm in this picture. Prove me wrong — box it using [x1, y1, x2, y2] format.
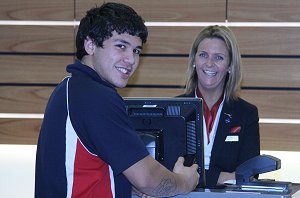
[150, 176, 178, 197]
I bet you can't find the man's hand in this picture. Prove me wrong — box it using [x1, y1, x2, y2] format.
[173, 156, 199, 193]
[126, 155, 199, 197]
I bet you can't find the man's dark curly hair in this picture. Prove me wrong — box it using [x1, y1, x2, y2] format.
[76, 2, 148, 60]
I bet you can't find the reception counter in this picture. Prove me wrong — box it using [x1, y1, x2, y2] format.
[132, 183, 300, 198]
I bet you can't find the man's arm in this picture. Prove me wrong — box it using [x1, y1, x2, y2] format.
[123, 155, 199, 197]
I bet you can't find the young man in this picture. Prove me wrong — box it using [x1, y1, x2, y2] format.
[35, 2, 199, 198]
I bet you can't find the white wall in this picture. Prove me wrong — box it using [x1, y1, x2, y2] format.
[0, 144, 300, 198]
[0, 145, 36, 198]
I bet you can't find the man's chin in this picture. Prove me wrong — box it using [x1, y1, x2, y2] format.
[115, 82, 128, 89]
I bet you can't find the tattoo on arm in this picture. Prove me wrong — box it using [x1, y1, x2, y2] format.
[152, 178, 178, 196]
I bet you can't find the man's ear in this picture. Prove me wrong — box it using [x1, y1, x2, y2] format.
[84, 36, 95, 55]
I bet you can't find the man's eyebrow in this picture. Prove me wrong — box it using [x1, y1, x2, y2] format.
[114, 39, 129, 45]
[114, 39, 143, 50]
[136, 46, 143, 50]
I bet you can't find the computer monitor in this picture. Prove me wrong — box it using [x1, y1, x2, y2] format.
[123, 97, 205, 188]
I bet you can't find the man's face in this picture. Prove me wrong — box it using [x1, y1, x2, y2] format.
[91, 32, 143, 88]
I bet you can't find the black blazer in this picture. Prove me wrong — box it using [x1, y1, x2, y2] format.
[178, 93, 260, 188]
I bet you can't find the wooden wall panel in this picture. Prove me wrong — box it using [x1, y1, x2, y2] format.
[144, 27, 200, 54]
[0, 119, 41, 144]
[241, 90, 300, 119]
[75, 0, 226, 22]
[129, 57, 187, 86]
[0, 87, 54, 113]
[232, 27, 300, 55]
[118, 88, 183, 98]
[0, 0, 74, 20]
[0, 26, 74, 53]
[242, 58, 300, 88]
[260, 124, 300, 151]
[228, 0, 300, 22]
[0, 56, 72, 84]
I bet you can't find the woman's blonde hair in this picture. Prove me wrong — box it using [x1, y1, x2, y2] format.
[184, 25, 242, 103]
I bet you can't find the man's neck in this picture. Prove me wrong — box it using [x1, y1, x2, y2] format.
[80, 57, 94, 70]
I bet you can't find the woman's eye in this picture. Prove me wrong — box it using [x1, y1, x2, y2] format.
[215, 55, 224, 61]
[199, 53, 207, 58]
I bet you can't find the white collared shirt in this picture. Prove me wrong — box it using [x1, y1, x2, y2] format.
[195, 90, 225, 169]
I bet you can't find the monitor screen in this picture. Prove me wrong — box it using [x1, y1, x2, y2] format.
[124, 97, 205, 188]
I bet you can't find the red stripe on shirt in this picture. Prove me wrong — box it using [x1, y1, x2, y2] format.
[71, 139, 113, 198]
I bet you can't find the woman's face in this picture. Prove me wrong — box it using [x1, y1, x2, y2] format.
[194, 38, 230, 93]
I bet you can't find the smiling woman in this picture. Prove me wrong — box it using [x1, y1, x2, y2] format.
[177, 25, 260, 188]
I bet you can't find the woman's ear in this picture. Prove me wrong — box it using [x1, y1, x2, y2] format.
[228, 67, 231, 74]
[84, 36, 95, 55]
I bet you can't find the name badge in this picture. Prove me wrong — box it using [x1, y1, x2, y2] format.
[225, 135, 239, 142]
